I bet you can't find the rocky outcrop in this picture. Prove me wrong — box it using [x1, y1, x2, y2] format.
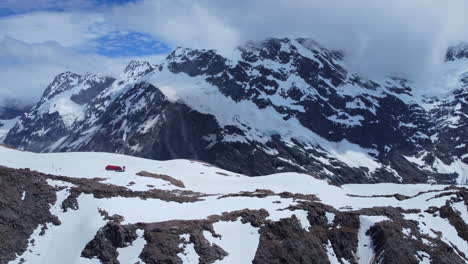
[81, 221, 138, 264]
[0, 166, 60, 264]
[1, 162, 467, 264]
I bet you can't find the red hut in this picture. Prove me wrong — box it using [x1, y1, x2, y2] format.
[105, 165, 125, 172]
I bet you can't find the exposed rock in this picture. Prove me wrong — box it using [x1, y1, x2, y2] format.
[1, 165, 467, 264]
[0, 166, 60, 264]
[137, 171, 186, 188]
[81, 221, 138, 264]
[48, 175, 207, 203]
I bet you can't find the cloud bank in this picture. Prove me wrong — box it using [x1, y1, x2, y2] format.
[109, 0, 468, 77]
[0, 37, 128, 106]
[2, 0, 468, 108]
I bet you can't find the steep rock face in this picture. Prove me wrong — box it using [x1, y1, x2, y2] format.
[61, 82, 221, 161]
[4, 38, 468, 184]
[159, 38, 447, 183]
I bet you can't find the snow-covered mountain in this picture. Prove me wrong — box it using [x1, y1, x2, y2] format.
[0, 117, 19, 144]
[3, 38, 468, 185]
[0, 145, 466, 264]
[0, 105, 27, 143]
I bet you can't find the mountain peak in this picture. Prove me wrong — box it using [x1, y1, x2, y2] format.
[123, 60, 155, 79]
[445, 42, 468, 62]
[166, 47, 218, 64]
[236, 37, 344, 65]
[41, 71, 81, 101]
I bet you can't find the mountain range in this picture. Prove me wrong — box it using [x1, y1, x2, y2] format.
[2, 37, 467, 185]
[0, 37, 467, 264]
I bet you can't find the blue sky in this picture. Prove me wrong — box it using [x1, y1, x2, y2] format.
[93, 31, 170, 57]
[0, 0, 139, 14]
[0, 0, 171, 57]
[0, 0, 177, 105]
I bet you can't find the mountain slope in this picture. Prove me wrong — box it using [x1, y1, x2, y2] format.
[0, 146, 467, 264]
[4, 38, 468, 185]
[5, 72, 114, 152]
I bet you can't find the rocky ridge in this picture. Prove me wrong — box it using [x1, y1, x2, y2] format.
[0, 146, 467, 264]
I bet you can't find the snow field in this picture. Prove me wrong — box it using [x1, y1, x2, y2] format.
[1, 146, 466, 263]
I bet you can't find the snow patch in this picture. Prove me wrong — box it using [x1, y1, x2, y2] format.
[357, 215, 389, 264]
[325, 212, 335, 225]
[177, 234, 199, 264]
[203, 219, 260, 264]
[117, 229, 146, 264]
[10, 189, 106, 264]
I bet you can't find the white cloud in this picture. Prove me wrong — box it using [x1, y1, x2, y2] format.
[2, 0, 468, 108]
[107, 0, 468, 79]
[0, 11, 107, 47]
[0, 37, 129, 106]
[0, 7, 168, 108]
[107, 0, 239, 54]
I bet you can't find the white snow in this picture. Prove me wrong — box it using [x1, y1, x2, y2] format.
[328, 139, 380, 174]
[402, 227, 412, 237]
[416, 251, 431, 264]
[117, 229, 146, 264]
[0, 146, 466, 263]
[266, 209, 311, 231]
[149, 67, 382, 175]
[177, 234, 199, 264]
[325, 212, 335, 225]
[404, 212, 468, 258]
[453, 202, 468, 224]
[203, 219, 260, 264]
[357, 216, 389, 264]
[327, 113, 364, 126]
[325, 240, 342, 264]
[98, 195, 301, 225]
[404, 154, 427, 167]
[34, 74, 108, 128]
[433, 158, 468, 185]
[293, 210, 311, 230]
[9, 191, 106, 264]
[406, 152, 468, 185]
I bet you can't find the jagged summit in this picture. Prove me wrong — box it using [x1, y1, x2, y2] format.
[238, 37, 344, 63]
[123, 60, 155, 80]
[446, 42, 468, 62]
[40, 71, 81, 101]
[40, 72, 114, 103]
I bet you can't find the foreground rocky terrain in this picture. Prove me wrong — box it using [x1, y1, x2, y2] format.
[3, 38, 468, 185]
[0, 146, 466, 264]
